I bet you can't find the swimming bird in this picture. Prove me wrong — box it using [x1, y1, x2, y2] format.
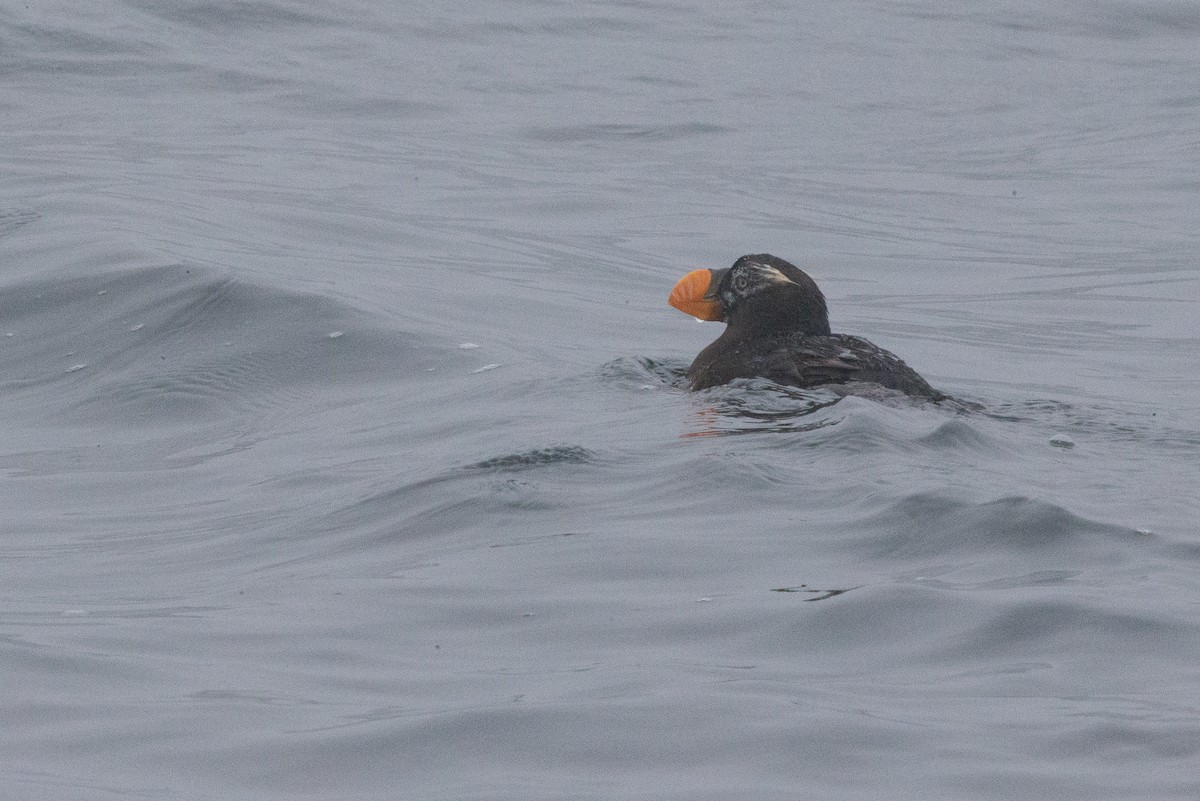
[669, 254, 944, 399]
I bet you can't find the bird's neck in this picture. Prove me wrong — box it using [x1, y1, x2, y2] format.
[728, 291, 831, 340]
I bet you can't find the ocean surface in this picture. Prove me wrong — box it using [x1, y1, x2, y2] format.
[3, 1, 1200, 798]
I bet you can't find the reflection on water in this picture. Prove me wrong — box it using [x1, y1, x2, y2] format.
[681, 383, 845, 438]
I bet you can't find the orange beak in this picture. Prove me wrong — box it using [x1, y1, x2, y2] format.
[668, 269, 723, 321]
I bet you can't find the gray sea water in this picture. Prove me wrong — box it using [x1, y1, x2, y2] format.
[3, 1, 1200, 798]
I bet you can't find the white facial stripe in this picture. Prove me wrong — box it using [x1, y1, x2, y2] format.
[756, 264, 795, 285]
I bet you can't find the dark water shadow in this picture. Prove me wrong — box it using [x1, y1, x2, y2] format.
[771, 585, 860, 601]
[461, 444, 600, 473]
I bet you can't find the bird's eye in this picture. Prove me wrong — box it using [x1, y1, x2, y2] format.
[733, 272, 750, 292]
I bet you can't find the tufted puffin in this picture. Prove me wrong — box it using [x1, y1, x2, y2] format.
[669, 254, 944, 399]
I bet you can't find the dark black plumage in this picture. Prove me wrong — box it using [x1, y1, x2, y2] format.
[674, 254, 944, 400]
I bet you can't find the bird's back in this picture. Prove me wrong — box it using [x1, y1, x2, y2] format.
[689, 332, 944, 400]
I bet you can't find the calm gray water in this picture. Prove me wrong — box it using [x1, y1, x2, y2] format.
[3, 1, 1200, 798]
